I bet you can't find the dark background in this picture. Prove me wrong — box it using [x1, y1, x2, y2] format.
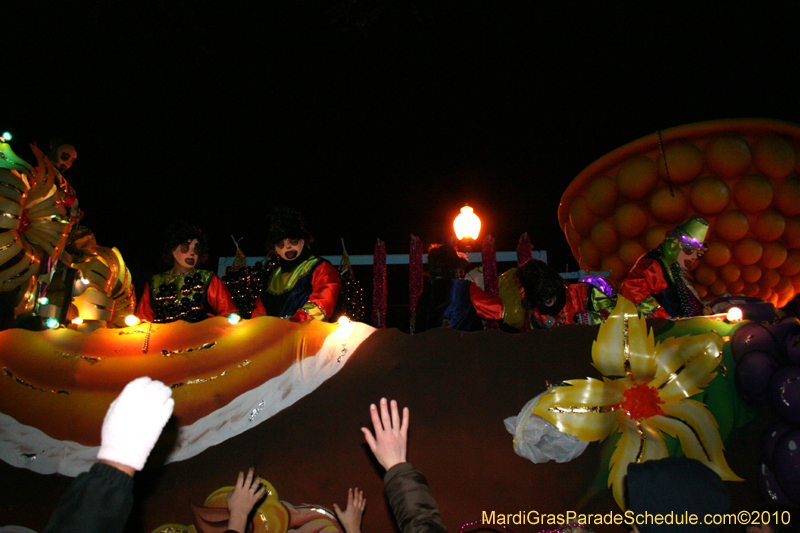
[5, 1, 800, 311]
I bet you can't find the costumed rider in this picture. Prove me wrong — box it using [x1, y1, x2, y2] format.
[136, 221, 238, 323]
[499, 259, 616, 329]
[620, 215, 711, 319]
[46, 139, 82, 229]
[415, 243, 503, 332]
[251, 208, 341, 322]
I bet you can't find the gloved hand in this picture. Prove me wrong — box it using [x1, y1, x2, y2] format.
[97, 377, 174, 471]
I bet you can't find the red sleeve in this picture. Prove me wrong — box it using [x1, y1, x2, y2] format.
[251, 295, 265, 318]
[469, 282, 504, 320]
[207, 275, 239, 317]
[307, 262, 341, 320]
[135, 282, 155, 322]
[620, 257, 669, 306]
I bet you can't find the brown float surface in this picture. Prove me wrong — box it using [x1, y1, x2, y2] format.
[0, 324, 762, 532]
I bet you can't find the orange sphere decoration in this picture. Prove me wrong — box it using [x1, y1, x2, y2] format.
[719, 263, 741, 283]
[579, 239, 602, 270]
[734, 174, 773, 213]
[705, 135, 752, 178]
[778, 249, 800, 276]
[644, 225, 668, 250]
[754, 135, 796, 178]
[657, 142, 704, 184]
[614, 203, 648, 238]
[601, 254, 627, 281]
[695, 284, 708, 298]
[743, 282, 760, 297]
[733, 238, 764, 266]
[753, 209, 786, 242]
[714, 210, 750, 242]
[618, 240, 647, 267]
[709, 279, 728, 296]
[760, 241, 788, 269]
[585, 176, 618, 217]
[569, 197, 595, 236]
[775, 177, 800, 216]
[782, 216, 800, 247]
[694, 265, 717, 286]
[775, 275, 794, 295]
[741, 264, 763, 283]
[650, 186, 688, 223]
[703, 241, 732, 268]
[690, 177, 730, 215]
[760, 268, 781, 289]
[617, 156, 658, 200]
[727, 279, 745, 295]
[590, 219, 619, 253]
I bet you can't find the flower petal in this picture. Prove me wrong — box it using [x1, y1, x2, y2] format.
[608, 418, 668, 510]
[651, 333, 723, 404]
[533, 378, 624, 442]
[649, 400, 742, 481]
[593, 297, 656, 382]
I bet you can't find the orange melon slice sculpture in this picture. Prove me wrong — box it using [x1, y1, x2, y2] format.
[559, 118, 800, 308]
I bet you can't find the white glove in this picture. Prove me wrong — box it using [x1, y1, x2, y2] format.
[97, 377, 174, 471]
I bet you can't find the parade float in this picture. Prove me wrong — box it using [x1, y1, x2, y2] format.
[1, 120, 799, 532]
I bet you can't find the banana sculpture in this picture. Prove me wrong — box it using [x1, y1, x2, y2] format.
[0, 141, 136, 328]
[0, 142, 71, 296]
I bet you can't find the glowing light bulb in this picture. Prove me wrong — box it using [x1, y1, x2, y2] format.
[38, 296, 49, 305]
[336, 315, 355, 338]
[726, 307, 743, 323]
[71, 317, 84, 325]
[228, 313, 241, 324]
[453, 205, 481, 240]
[1, 132, 11, 141]
[46, 318, 59, 329]
[80, 277, 90, 285]
[125, 315, 140, 326]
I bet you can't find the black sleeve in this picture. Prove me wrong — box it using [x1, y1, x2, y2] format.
[43, 462, 135, 533]
[384, 462, 448, 533]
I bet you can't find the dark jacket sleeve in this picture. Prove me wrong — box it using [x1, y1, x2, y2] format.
[43, 462, 134, 533]
[384, 462, 448, 533]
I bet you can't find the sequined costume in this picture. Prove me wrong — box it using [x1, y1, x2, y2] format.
[136, 269, 238, 323]
[498, 268, 616, 329]
[620, 248, 703, 318]
[251, 249, 341, 322]
[620, 216, 710, 319]
[415, 278, 503, 332]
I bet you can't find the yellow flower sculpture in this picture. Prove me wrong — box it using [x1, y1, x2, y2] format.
[533, 296, 741, 509]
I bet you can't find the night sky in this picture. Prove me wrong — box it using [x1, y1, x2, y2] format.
[5, 2, 800, 297]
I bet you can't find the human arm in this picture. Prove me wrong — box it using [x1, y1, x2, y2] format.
[291, 261, 341, 322]
[620, 257, 670, 318]
[362, 398, 448, 533]
[207, 274, 239, 318]
[334, 488, 366, 533]
[226, 468, 267, 533]
[44, 377, 174, 533]
[135, 281, 155, 322]
[469, 283, 504, 320]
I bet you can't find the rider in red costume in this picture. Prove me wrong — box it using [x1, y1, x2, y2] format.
[251, 208, 340, 322]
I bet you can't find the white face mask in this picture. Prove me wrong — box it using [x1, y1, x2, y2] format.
[172, 239, 199, 272]
[677, 248, 700, 271]
[275, 238, 305, 261]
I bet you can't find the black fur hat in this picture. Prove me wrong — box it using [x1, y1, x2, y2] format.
[515, 259, 566, 315]
[267, 207, 314, 246]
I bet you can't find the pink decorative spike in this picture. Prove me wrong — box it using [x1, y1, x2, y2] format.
[408, 235, 423, 333]
[517, 232, 532, 266]
[372, 239, 387, 328]
[482, 235, 500, 329]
